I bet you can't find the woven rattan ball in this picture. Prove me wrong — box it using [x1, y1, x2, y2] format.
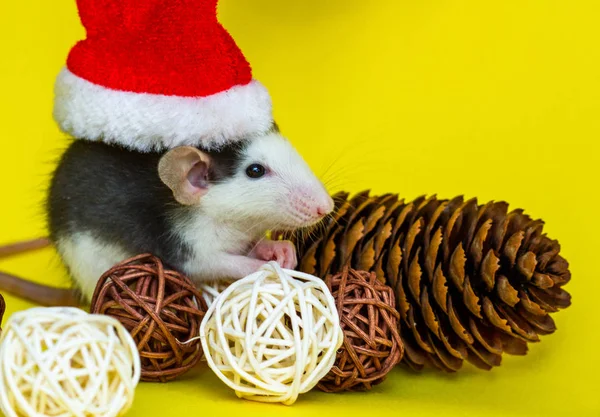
[0, 307, 140, 417]
[200, 261, 343, 405]
[90, 254, 207, 382]
[198, 280, 233, 309]
[318, 267, 404, 392]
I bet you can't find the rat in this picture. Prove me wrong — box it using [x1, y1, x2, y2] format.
[43, 124, 334, 302]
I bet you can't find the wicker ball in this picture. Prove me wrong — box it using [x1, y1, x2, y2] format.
[318, 267, 404, 392]
[0, 307, 140, 417]
[198, 280, 233, 309]
[200, 261, 343, 405]
[90, 254, 206, 382]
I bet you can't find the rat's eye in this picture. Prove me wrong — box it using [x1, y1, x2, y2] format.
[245, 163, 266, 179]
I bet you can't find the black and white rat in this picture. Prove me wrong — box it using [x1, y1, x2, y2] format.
[46, 125, 334, 301]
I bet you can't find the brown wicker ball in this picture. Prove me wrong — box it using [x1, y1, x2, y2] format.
[318, 267, 404, 392]
[90, 254, 206, 382]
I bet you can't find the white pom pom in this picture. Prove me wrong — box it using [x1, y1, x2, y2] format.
[200, 262, 343, 405]
[0, 307, 141, 417]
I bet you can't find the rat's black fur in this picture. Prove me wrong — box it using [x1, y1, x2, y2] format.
[47, 139, 248, 270]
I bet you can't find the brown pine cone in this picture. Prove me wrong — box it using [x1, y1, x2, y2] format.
[290, 191, 571, 371]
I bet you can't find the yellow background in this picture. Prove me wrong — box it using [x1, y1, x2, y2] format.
[1, 1, 599, 416]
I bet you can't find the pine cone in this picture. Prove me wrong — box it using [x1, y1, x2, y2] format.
[290, 191, 571, 371]
[0, 293, 5, 334]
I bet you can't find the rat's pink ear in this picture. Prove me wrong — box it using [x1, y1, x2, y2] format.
[158, 146, 211, 205]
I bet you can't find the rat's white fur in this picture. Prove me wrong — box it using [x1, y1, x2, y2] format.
[53, 68, 273, 152]
[55, 132, 333, 301]
[57, 232, 133, 300]
[198, 132, 333, 231]
[176, 132, 333, 282]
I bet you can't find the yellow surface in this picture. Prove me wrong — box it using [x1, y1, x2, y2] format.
[1, 1, 599, 416]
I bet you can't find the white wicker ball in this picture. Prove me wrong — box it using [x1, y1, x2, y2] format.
[200, 261, 343, 405]
[199, 280, 233, 309]
[0, 307, 141, 417]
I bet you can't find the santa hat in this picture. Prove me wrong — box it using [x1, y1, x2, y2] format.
[53, 0, 273, 152]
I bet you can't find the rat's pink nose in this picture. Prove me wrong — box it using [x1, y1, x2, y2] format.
[315, 196, 334, 217]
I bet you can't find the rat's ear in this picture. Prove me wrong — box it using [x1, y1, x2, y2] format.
[158, 146, 211, 205]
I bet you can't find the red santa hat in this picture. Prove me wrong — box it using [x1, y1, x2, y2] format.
[53, 0, 273, 152]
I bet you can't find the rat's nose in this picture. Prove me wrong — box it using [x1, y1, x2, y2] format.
[315, 196, 335, 217]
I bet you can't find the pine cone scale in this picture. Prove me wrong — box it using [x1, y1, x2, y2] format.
[481, 250, 500, 291]
[432, 266, 449, 313]
[449, 245, 467, 290]
[496, 275, 520, 306]
[429, 334, 463, 371]
[447, 297, 474, 344]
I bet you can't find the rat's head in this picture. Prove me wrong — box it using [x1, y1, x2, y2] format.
[158, 131, 334, 234]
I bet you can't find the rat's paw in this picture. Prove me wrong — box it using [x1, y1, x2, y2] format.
[250, 239, 298, 269]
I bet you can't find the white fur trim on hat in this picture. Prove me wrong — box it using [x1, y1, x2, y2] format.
[53, 68, 274, 152]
